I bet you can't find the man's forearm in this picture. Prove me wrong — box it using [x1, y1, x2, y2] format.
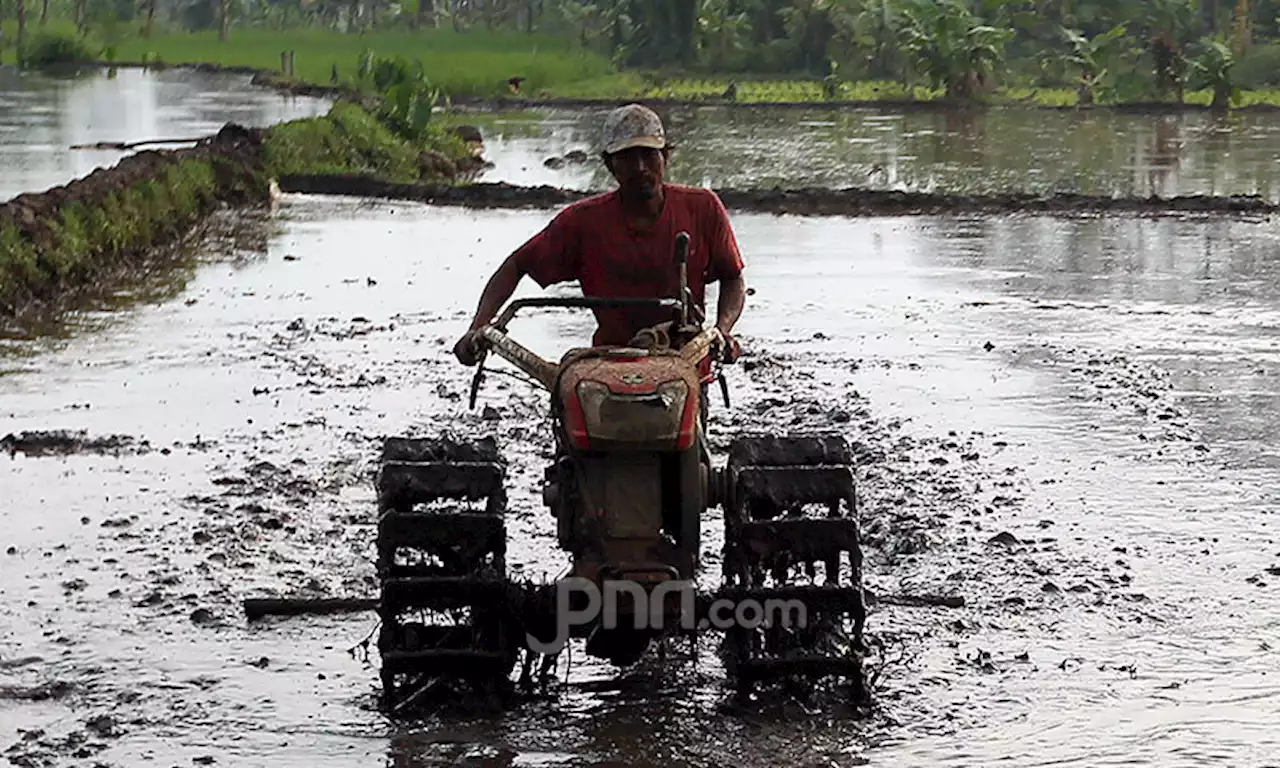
[469, 254, 524, 330]
[715, 274, 746, 333]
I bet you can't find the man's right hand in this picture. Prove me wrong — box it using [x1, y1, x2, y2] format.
[453, 329, 483, 366]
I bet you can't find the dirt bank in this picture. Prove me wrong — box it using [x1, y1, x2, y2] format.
[276, 173, 1280, 218]
[0, 99, 482, 331]
[0, 123, 269, 324]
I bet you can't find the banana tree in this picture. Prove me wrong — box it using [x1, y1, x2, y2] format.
[1144, 0, 1198, 100]
[1230, 0, 1251, 53]
[895, 0, 1013, 99]
[380, 78, 441, 142]
[777, 0, 838, 73]
[17, 0, 27, 59]
[554, 0, 618, 56]
[695, 0, 751, 70]
[1060, 23, 1128, 103]
[826, 0, 899, 79]
[852, 0, 896, 77]
[1187, 37, 1238, 110]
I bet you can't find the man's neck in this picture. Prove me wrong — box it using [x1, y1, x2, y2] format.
[618, 183, 665, 230]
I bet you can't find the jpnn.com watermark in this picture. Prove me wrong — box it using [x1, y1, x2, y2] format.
[526, 577, 808, 654]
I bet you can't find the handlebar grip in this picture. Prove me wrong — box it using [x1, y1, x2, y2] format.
[674, 231, 690, 265]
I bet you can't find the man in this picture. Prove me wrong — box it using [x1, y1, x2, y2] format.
[453, 103, 746, 366]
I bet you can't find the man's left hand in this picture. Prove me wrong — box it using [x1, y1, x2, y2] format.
[717, 329, 742, 364]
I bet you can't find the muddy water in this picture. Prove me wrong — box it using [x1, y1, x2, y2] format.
[0, 66, 330, 201]
[4, 186, 1280, 765]
[472, 105, 1280, 200]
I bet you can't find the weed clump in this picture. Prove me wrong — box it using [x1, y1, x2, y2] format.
[20, 29, 101, 67]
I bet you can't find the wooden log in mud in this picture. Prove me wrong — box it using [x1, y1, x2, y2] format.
[69, 137, 206, 151]
[873, 593, 966, 609]
[243, 596, 377, 620]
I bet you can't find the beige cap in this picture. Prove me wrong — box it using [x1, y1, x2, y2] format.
[601, 103, 666, 154]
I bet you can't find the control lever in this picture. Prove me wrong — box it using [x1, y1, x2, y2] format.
[468, 345, 488, 409]
[674, 231, 690, 327]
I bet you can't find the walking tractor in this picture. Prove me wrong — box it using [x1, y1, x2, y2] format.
[373, 233, 867, 711]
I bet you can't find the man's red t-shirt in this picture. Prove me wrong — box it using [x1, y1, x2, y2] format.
[512, 184, 745, 346]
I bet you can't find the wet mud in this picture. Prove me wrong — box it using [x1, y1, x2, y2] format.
[275, 173, 1280, 218]
[6, 166, 1280, 766]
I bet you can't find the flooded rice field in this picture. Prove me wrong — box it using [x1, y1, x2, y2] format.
[5, 76, 1280, 766]
[0, 66, 330, 202]
[471, 105, 1280, 200]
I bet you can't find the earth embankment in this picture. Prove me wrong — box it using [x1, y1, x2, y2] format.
[277, 173, 1280, 218]
[0, 124, 268, 322]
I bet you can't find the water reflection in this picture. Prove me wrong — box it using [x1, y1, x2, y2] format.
[472, 105, 1280, 200]
[0, 67, 331, 201]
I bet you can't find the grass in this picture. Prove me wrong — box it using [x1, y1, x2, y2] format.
[546, 73, 1280, 108]
[0, 154, 236, 313]
[101, 27, 616, 98]
[8, 19, 1280, 109]
[0, 94, 472, 317]
[260, 100, 468, 181]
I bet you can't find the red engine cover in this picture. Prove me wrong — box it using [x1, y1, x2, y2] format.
[558, 352, 702, 451]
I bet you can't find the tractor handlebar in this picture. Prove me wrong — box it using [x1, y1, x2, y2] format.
[467, 231, 732, 408]
[493, 296, 682, 331]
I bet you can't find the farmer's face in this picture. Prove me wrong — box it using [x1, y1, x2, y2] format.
[606, 146, 667, 199]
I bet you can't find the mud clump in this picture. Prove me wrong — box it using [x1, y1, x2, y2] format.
[4, 713, 121, 767]
[0, 680, 74, 702]
[1, 430, 151, 457]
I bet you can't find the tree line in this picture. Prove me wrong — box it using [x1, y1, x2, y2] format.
[4, 0, 1280, 104]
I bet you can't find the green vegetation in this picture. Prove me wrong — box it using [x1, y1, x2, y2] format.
[257, 51, 474, 180]
[0, 152, 260, 315]
[0, 92, 472, 317]
[260, 100, 468, 181]
[18, 27, 99, 65]
[114, 28, 615, 96]
[7, 1, 1280, 107]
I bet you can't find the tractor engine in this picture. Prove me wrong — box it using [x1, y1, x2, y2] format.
[540, 348, 709, 656]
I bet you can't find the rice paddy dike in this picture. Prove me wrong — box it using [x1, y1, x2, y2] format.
[0, 97, 479, 332]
